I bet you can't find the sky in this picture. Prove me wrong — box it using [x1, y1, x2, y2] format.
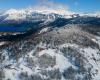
[0, 0, 100, 13]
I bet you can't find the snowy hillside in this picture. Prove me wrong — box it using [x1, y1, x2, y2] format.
[0, 23, 100, 80]
[0, 8, 100, 80]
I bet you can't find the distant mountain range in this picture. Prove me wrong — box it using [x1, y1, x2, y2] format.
[0, 8, 99, 32]
[0, 8, 100, 22]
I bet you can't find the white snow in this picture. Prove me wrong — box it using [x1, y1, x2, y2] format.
[4, 9, 26, 20]
[18, 64, 33, 75]
[4, 69, 18, 80]
[54, 53, 72, 72]
[2, 35, 100, 80]
[80, 13, 100, 17]
[0, 7, 75, 21]
[91, 38, 97, 42]
[39, 27, 49, 34]
[38, 48, 75, 72]
[0, 42, 6, 46]
[96, 36, 100, 47]
[81, 47, 100, 80]
[59, 39, 100, 80]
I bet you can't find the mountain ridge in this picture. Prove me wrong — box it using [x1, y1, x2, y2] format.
[0, 8, 100, 22]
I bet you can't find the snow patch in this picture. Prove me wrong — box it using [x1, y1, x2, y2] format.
[38, 48, 75, 72]
[39, 27, 49, 34]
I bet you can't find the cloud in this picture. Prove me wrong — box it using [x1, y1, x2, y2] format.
[30, 0, 73, 14]
[38, 0, 68, 10]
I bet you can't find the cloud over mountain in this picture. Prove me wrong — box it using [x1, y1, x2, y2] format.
[31, 0, 71, 14]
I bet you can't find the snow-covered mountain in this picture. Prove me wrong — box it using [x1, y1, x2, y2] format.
[0, 8, 100, 22]
[0, 8, 72, 21]
[0, 8, 100, 80]
[0, 24, 100, 80]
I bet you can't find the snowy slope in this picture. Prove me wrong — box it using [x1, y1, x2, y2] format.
[0, 24, 100, 80]
[0, 7, 100, 80]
